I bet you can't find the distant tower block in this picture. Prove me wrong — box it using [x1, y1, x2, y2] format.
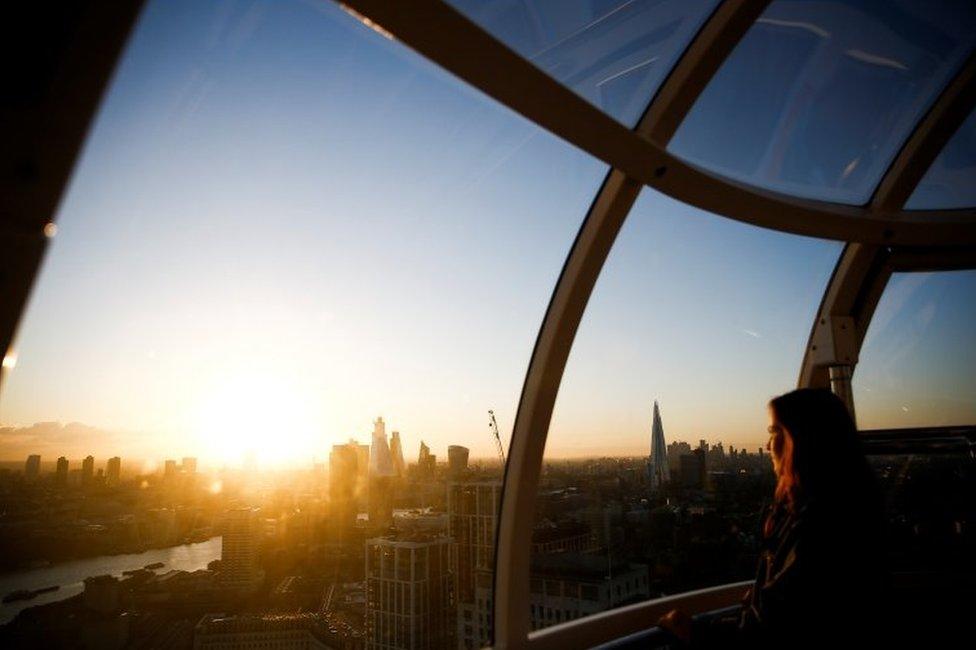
[106, 456, 121, 486]
[365, 536, 455, 648]
[82, 455, 95, 486]
[220, 508, 264, 593]
[369, 417, 395, 477]
[647, 400, 670, 489]
[418, 441, 436, 479]
[329, 443, 360, 534]
[25, 455, 41, 480]
[390, 430, 406, 478]
[83, 575, 121, 614]
[56, 456, 69, 485]
[369, 417, 396, 529]
[448, 445, 469, 478]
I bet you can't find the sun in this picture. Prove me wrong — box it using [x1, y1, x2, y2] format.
[192, 373, 320, 467]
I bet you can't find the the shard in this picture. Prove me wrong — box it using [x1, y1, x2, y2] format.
[647, 400, 670, 489]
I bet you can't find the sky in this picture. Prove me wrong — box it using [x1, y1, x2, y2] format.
[0, 0, 973, 466]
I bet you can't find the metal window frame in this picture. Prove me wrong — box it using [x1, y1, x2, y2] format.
[798, 243, 976, 390]
[338, 0, 976, 246]
[0, 0, 145, 389]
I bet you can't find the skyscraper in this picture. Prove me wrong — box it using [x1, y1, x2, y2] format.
[680, 449, 707, 489]
[25, 455, 40, 480]
[106, 456, 121, 486]
[447, 446, 469, 478]
[449, 481, 501, 649]
[417, 441, 436, 480]
[182, 457, 197, 474]
[329, 442, 360, 536]
[82, 455, 94, 486]
[389, 430, 405, 478]
[369, 417, 396, 529]
[56, 456, 69, 486]
[647, 401, 670, 489]
[164, 459, 177, 480]
[220, 508, 264, 594]
[366, 535, 455, 650]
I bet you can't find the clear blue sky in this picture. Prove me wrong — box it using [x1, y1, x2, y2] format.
[0, 0, 972, 464]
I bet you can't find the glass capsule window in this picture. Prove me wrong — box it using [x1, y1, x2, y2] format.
[445, 0, 721, 127]
[855, 270, 976, 430]
[530, 188, 841, 630]
[670, 0, 976, 205]
[0, 0, 606, 638]
[906, 108, 976, 210]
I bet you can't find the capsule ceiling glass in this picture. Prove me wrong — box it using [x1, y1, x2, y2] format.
[446, 0, 976, 213]
[906, 107, 976, 210]
[855, 270, 976, 429]
[670, 0, 976, 205]
[444, 0, 722, 127]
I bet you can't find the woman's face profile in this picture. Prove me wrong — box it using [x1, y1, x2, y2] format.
[767, 408, 786, 476]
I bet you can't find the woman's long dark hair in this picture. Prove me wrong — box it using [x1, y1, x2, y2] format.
[768, 388, 880, 514]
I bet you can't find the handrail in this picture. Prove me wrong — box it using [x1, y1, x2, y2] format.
[524, 581, 751, 650]
[860, 425, 976, 457]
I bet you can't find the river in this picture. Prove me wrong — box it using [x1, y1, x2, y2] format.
[0, 537, 222, 625]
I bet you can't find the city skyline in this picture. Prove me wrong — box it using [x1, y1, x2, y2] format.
[0, 407, 772, 466]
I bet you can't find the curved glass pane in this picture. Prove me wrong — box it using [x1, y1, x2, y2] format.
[0, 0, 608, 642]
[445, 0, 721, 127]
[670, 0, 976, 205]
[855, 270, 976, 429]
[531, 188, 841, 629]
[906, 108, 976, 210]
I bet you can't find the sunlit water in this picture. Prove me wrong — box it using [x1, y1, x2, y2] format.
[0, 537, 221, 624]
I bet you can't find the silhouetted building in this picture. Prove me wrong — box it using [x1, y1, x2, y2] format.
[647, 401, 669, 489]
[528, 554, 650, 631]
[194, 613, 346, 649]
[417, 442, 436, 480]
[667, 441, 692, 478]
[106, 456, 121, 486]
[366, 535, 455, 650]
[182, 456, 197, 474]
[25, 454, 40, 480]
[449, 481, 501, 649]
[220, 508, 264, 593]
[164, 459, 178, 480]
[83, 574, 121, 614]
[369, 417, 396, 529]
[82, 455, 94, 486]
[447, 446, 469, 478]
[390, 430, 405, 478]
[56, 456, 69, 485]
[680, 449, 707, 489]
[330, 442, 360, 535]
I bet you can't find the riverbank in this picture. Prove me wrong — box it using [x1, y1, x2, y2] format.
[0, 536, 221, 625]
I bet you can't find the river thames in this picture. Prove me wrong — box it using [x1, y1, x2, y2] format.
[0, 537, 221, 624]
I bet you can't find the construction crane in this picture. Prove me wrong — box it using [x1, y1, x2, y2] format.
[488, 410, 506, 465]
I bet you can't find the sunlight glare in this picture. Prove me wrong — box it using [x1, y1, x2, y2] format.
[193, 373, 320, 467]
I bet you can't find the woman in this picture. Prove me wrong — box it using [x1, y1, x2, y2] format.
[660, 388, 887, 647]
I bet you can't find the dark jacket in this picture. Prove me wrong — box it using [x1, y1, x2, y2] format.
[697, 496, 886, 648]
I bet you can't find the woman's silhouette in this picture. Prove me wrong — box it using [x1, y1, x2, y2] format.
[660, 388, 887, 647]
